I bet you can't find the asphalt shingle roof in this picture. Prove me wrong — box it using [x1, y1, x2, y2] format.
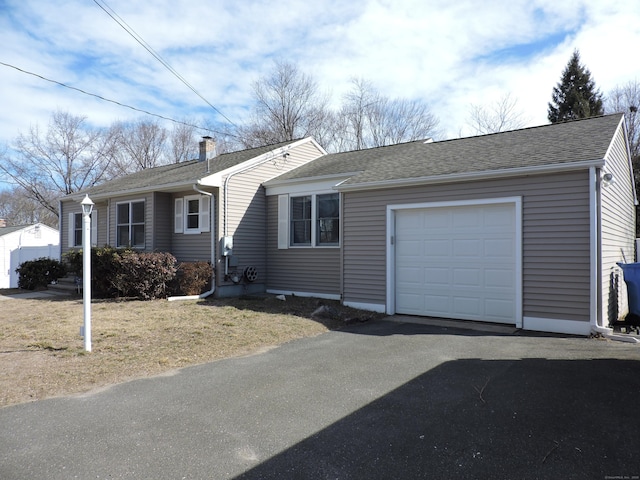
[0, 225, 33, 236]
[73, 139, 299, 198]
[273, 114, 624, 187]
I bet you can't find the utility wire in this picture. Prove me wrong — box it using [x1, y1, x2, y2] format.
[0, 61, 237, 138]
[92, 0, 237, 126]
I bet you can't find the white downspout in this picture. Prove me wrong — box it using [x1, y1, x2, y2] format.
[220, 147, 291, 277]
[589, 166, 603, 334]
[167, 185, 216, 301]
[590, 166, 637, 343]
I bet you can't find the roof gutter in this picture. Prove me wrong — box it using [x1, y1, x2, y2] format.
[64, 179, 199, 203]
[335, 159, 607, 192]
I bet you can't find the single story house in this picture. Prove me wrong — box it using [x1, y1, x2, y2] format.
[0, 222, 60, 288]
[61, 114, 636, 336]
[60, 137, 326, 297]
[264, 113, 636, 336]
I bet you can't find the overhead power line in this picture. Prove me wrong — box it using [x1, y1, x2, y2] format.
[0, 61, 236, 137]
[92, 0, 237, 126]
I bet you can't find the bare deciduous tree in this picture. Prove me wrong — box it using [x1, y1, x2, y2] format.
[238, 60, 332, 148]
[168, 120, 200, 163]
[110, 119, 169, 175]
[340, 78, 440, 150]
[606, 80, 640, 161]
[467, 93, 527, 135]
[0, 186, 58, 228]
[0, 110, 117, 217]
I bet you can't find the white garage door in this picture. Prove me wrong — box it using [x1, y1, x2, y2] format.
[395, 202, 517, 324]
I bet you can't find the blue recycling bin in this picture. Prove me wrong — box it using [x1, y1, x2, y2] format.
[617, 262, 640, 317]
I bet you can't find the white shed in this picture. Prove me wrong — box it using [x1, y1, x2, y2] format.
[0, 223, 60, 289]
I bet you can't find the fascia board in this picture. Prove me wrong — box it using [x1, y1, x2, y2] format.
[607, 116, 638, 205]
[264, 173, 360, 196]
[64, 180, 199, 202]
[335, 159, 605, 192]
[265, 175, 355, 196]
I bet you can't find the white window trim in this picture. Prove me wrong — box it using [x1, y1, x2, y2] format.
[116, 199, 146, 248]
[278, 192, 340, 249]
[176, 195, 210, 235]
[68, 210, 98, 248]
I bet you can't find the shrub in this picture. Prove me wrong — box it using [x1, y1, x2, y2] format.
[63, 246, 128, 297]
[177, 262, 213, 295]
[112, 251, 177, 300]
[63, 247, 177, 299]
[16, 257, 67, 290]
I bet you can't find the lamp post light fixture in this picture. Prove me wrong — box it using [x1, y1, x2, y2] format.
[80, 194, 94, 352]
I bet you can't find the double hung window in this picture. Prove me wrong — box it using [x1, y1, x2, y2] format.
[116, 200, 145, 248]
[284, 193, 340, 247]
[174, 195, 211, 234]
[68, 211, 98, 247]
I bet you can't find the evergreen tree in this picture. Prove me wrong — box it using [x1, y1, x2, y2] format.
[548, 50, 604, 123]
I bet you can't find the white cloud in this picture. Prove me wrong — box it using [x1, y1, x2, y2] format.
[1, 0, 639, 149]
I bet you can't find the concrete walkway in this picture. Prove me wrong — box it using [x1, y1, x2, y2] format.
[1, 319, 639, 479]
[0, 289, 70, 300]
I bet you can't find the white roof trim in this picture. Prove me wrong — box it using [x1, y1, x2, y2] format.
[264, 172, 360, 189]
[608, 116, 638, 206]
[63, 179, 206, 202]
[266, 176, 353, 196]
[335, 159, 606, 192]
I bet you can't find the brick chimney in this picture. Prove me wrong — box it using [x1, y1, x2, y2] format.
[199, 136, 216, 162]
[0, 219, 6, 228]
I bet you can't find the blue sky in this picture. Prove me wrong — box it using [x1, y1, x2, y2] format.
[1, 0, 639, 147]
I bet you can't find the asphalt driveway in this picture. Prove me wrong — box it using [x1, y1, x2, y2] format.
[1, 318, 639, 479]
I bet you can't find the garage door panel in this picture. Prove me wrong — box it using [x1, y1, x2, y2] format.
[453, 296, 481, 316]
[485, 298, 514, 320]
[453, 239, 481, 256]
[424, 239, 450, 256]
[397, 239, 422, 256]
[485, 269, 513, 288]
[399, 266, 422, 284]
[452, 268, 481, 286]
[484, 238, 513, 257]
[453, 209, 480, 227]
[395, 203, 517, 324]
[424, 267, 450, 285]
[423, 295, 450, 314]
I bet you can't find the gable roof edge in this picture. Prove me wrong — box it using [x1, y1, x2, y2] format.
[606, 115, 638, 205]
[335, 159, 605, 192]
[199, 137, 325, 187]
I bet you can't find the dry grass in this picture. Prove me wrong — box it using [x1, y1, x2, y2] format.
[0, 292, 379, 407]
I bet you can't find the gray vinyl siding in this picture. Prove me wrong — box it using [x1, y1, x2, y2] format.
[342, 171, 592, 323]
[171, 190, 213, 263]
[266, 195, 341, 295]
[221, 141, 325, 289]
[601, 123, 636, 323]
[153, 192, 172, 253]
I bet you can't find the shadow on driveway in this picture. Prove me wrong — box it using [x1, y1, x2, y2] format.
[236, 357, 640, 479]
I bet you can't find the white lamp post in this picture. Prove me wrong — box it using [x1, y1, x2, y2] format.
[80, 194, 94, 352]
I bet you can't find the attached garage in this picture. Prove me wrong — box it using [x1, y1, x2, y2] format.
[266, 114, 637, 337]
[391, 199, 522, 327]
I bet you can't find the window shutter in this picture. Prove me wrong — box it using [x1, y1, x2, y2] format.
[277, 194, 289, 250]
[68, 212, 75, 247]
[174, 198, 184, 233]
[200, 196, 210, 232]
[91, 210, 98, 247]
